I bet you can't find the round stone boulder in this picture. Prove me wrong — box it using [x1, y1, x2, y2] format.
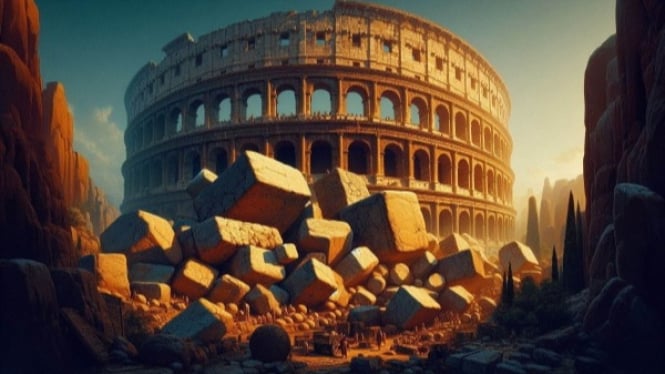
[249, 324, 291, 362]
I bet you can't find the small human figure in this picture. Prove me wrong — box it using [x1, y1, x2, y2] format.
[340, 335, 348, 358]
[376, 328, 383, 348]
[303, 340, 309, 356]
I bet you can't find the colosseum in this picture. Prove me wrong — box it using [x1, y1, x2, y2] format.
[122, 1, 515, 243]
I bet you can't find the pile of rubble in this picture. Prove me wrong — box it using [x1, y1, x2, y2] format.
[83, 150, 542, 349]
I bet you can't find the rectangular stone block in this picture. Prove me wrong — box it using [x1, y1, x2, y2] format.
[193, 150, 311, 233]
[131, 282, 171, 304]
[230, 245, 285, 286]
[206, 274, 251, 304]
[347, 305, 382, 326]
[312, 167, 370, 218]
[129, 263, 174, 284]
[437, 249, 486, 289]
[171, 259, 218, 300]
[383, 285, 441, 329]
[410, 251, 438, 280]
[334, 246, 379, 287]
[244, 284, 281, 315]
[350, 286, 377, 306]
[101, 210, 182, 265]
[282, 258, 338, 307]
[79, 253, 130, 300]
[186, 168, 217, 199]
[191, 216, 283, 265]
[269, 284, 290, 305]
[274, 243, 299, 265]
[438, 285, 474, 313]
[499, 241, 540, 274]
[339, 191, 429, 263]
[436, 233, 470, 260]
[329, 271, 351, 307]
[161, 298, 233, 342]
[296, 218, 353, 265]
[286, 252, 327, 274]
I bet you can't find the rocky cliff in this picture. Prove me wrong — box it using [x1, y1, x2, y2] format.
[537, 176, 585, 259]
[583, 0, 665, 370]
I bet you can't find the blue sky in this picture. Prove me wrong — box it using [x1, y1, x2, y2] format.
[36, 0, 615, 209]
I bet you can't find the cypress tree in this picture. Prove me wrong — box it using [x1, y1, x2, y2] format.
[551, 246, 559, 281]
[562, 192, 584, 292]
[501, 270, 507, 305]
[506, 263, 514, 305]
[576, 203, 586, 279]
[526, 195, 542, 260]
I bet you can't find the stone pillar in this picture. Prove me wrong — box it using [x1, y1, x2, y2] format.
[232, 86, 241, 123]
[370, 82, 378, 121]
[299, 135, 307, 173]
[337, 134, 344, 169]
[452, 152, 458, 194]
[336, 79, 344, 115]
[430, 145, 437, 186]
[265, 80, 274, 119]
[374, 135, 382, 177]
[406, 141, 413, 180]
[298, 77, 308, 117]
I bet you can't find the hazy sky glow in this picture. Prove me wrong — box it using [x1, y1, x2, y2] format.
[36, 0, 615, 207]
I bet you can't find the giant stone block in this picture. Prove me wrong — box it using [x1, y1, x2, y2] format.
[383, 285, 441, 329]
[171, 259, 218, 300]
[185, 168, 217, 199]
[312, 168, 370, 218]
[161, 298, 232, 342]
[282, 258, 337, 307]
[437, 249, 485, 289]
[207, 274, 251, 304]
[79, 253, 130, 300]
[339, 191, 429, 263]
[333, 246, 379, 287]
[438, 285, 474, 313]
[230, 245, 285, 287]
[192, 216, 283, 265]
[193, 151, 311, 233]
[436, 233, 470, 260]
[129, 263, 174, 284]
[244, 284, 281, 315]
[296, 218, 353, 265]
[101, 210, 182, 265]
[499, 241, 540, 273]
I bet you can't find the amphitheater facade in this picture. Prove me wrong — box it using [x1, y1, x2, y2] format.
[122, 1, 515, 243]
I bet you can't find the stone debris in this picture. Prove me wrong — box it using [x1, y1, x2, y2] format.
[185, 168, 217, 199]
[206, 274, 251, 304]
[273, 243, 299, 265]
[410, 251, 438, 280]
[383, 285, 441, 329]
[193, 150, 311, 233]
[312, 167, 370, 218]
[269, 284, 290, 305]
[192, 216, 283, 265]
[425, 273, 446, 292]
[296, 218, 353, 265]
[129, 263, 175, 284]
[100, 210, 182, 265]
[79, 253, 130, 300]
[499, 241, 540, 274]
[244, 284, 281, 315]
[131, 282, 171, 304]
[161, 298, 232, 342]
[437, 249, 486, 289]
[171, 259, 218, 300]
[329, 271, 352, 307]
[366, 271, 387, 295]
[347, 305, 382, 326]
[438, 285, 474, 313]
[333, 246, 379, 287]
[339, 191, 429, 263]
[388, 262, 414, 286]
[350, 285, 377, 306]
[175, 227, 198, 259]
[462, 349, 503, 374]
[229, 245, 285, 286]
[282, 258, 338, 307]
[436, 233, 471, 260]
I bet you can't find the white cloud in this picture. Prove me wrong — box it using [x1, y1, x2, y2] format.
[73, 105, 125, 206]
[554, 146, 583, 165]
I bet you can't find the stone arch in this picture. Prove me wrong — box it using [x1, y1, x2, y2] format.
[488, 215, 496, 241]
[483, 127, 492, 152]
[242, 88, 263, 120]
[184, 150, 201, 180]
[208, 147, 228, 174]
[215, 93, 232, 123]
[413, 149, 430, 181]
[310, 140, 333, 174]
[168, 107, 183, 134]
[435, 104, 450, 135]
[493, 134, 501, 158]
[457, 159, 470, 189]
[439, 209, 453, 238]
[497, 174, 504, 201]
[150, 159, 162, 188]
[475, 213, 485, 240]
[311, 86, 332, 115]
[487, 169, 495, 196]
[421, 207, 432, 232]
[455, 112, 467, 141]
[189, 99, 205, 128]
[166, 153, 179, 185]
[240, 142, 260, 153]
[497, 216, 504, 241]
[473, 164, 484, 193]
[274, 140, 297, 167]
[154, 114, 165, 141]
[346, 86, 368, 117]
[383, 143, 405, 178]
[471, 119, 481, 146]
[437, 154, 452, 185]
[410, 96, 428, 128]
[380, 90, 401, 122]
[276, 85, 297, 117]
[459, 211, 471, 235]
[144, 120, 154, 146]
[348, 140, 370, 175]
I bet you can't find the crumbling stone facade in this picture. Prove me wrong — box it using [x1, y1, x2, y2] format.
[122, 1, 515, 241]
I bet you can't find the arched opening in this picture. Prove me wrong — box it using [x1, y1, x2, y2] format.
[494, 134, 501, 157]
[144, 121, 153, 145]
[169, 108, 183, 134]
[410, 98, 427, 128]
[475, 214, 485, 240]
[455, 112, 467, 141]
[497, 216, 504, 241]
[154, 114, 165, 141]
[150, 160, 162, 188]
[488, 216, 495, 241]
[435, 105, 450, 135]
[497, 175, 504, 201]
[439, 210, 453, 237]
[473, 164, 484, 193]
[457, 159, 470, 189]
[483, 127, 492, 152]
[310, 141, 333, 174]
[346, 88, 366, 117]
[190, 100, 205, 128]
[311, 88, 332, 115]
[413, 149, 430, 181]
[471, 119, 481, 146]
[244, 90, 263, 120]
[276, 87, 296, 117]
[437, 154, 452, 185]
[348, 141, 370, 174]
[383, 144, 404, 178]
[241, 143, 260, 153]
[217, 96, 231, 123]
[209, 148, 228, 175]
[487, 170, 494, 196]
[274, 141, 297, 167]
[185, 151, 201, 180]
[459, 211, 471, 235]
[380, 91, 400, 122]
[167, 154, 179, 185]
[421, 208, 432, 232]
